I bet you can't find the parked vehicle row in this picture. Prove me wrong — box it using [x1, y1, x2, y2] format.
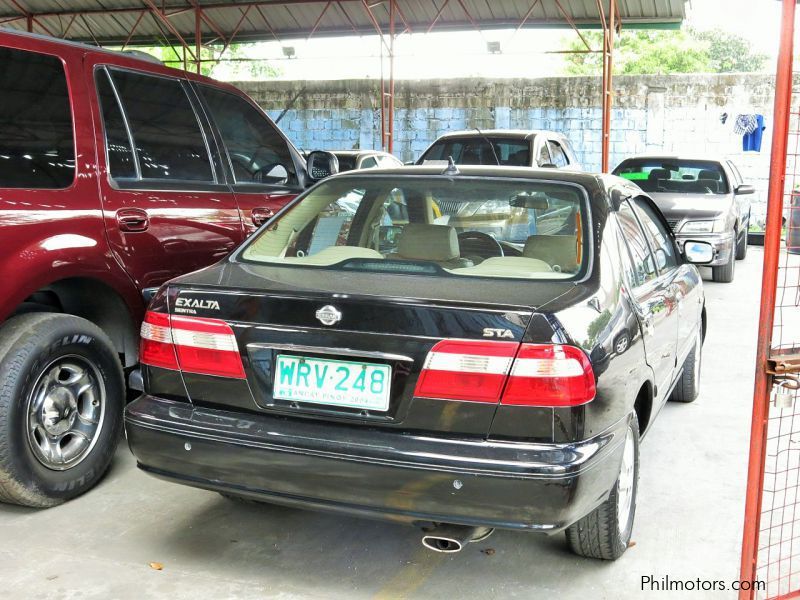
[0, 28, 742, 563]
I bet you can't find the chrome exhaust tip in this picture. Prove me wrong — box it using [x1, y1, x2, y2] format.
[421, 525, 494, 553]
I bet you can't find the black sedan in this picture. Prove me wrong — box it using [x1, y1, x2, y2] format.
[125, 165, 712, 560]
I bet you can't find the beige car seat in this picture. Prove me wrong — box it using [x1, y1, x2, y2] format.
[523, 234, 579, 272]
[391, 223, 472, 269]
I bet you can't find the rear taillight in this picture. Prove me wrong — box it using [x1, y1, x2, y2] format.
[414, 340, 595, 407]
[414, 340, 517, 403]
[501, 344, 595, 407]
[139, 311, 245, 379]
[140, 311, 178, 370]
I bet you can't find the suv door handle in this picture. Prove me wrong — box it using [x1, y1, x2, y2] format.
[251, 207, 274, 227]
[116, 208, 149, 232]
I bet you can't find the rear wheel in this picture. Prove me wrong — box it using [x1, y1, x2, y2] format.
[0, 314, 124, 507]
[565, 416, 639, 560]
[735, 228, 748, 260]
[711, 246, 735, 283]
[670, 328, 702, 403]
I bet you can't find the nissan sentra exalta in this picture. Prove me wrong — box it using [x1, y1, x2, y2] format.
[125, 165, 712, 560]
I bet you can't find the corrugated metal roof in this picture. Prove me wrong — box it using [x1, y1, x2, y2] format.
[0, 1, 687, 47]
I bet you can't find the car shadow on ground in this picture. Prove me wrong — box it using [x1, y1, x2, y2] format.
[142, 493, 610, 595]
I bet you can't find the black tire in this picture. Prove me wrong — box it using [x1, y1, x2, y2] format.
[670, 328, 702, 403]
[565, 416, 639, 560]
[735, 228, 748, 260]
[711, 247, 735, 283]
[0, 313, 124, 507]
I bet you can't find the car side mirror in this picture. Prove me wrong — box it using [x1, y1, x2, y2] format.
[683, 240, 714, 264]
[306, 151, 339, 183]
[736, 184, 755, 195]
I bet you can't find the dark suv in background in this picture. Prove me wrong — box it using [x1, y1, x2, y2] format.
[0, 30, 334, 508]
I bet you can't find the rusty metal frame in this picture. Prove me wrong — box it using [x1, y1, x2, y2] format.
[738, 0, 797, 597]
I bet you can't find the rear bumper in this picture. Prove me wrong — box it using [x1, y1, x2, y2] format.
[676, 232, 734, 266]
[125, 396, 628, 532]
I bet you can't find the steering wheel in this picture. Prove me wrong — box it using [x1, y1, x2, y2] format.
[457, 231, 504, 261]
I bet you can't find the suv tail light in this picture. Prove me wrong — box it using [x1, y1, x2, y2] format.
[414, 340, 595, 407]
[139, 311, 246, 379]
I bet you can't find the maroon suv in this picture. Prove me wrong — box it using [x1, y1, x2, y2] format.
[0, 30, 331, 507]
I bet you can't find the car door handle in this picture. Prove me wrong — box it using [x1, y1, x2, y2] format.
[251, 207, 275, 227]
[116, 208, 149, 232]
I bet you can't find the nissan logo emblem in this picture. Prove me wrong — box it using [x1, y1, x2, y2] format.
[315, 305, 342, 326]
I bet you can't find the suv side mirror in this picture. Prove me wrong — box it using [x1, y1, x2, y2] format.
[735, 184, 755, 195]
[306, 151, 339, 182]
[683, 240, 714, 264]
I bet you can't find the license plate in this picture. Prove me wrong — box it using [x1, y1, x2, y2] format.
[273, 355, 392, 411]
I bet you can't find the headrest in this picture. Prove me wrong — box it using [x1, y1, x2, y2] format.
[648, 168, 670, 181]
[523, 235, 578, 270]
[397, 224, 459, 261]
[698, 169, 721, 181]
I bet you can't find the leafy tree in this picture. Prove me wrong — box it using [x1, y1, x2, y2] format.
[693, 28, 768, 72]
[562, 28, 766, 75]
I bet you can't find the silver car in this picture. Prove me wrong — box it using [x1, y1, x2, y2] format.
[416, 129, 582, 170]
[613, 155, 752, 283]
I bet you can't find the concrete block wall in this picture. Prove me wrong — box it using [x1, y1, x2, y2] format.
[242, 73, 779, 227]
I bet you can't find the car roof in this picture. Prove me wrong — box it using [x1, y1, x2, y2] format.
[327, 164, 602, 186]
[332, 150, 386, 157]
[0, 28, 223, 87]
[431, 129, 560, 141]
[616, 155, 730, 165]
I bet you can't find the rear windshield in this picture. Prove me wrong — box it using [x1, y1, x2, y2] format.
[421, 137, 530, 166]
[614, 159, 729, 194]
[240, 176, 588, 280]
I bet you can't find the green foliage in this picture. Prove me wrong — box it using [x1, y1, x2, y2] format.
[693, 28, 768, 72]
[112, 43, 281, 80]
[562, 28, 767, 76]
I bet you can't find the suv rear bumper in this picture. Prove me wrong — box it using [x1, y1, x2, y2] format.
[125, 395, 628, 532]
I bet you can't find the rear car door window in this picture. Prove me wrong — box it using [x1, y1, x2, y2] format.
[537, 142, 552, 166]
[200, 85, 296, 186]
[632, 198, 678, 271]
[108, 70, 214, 182]
[361, 156, 378, 169]
[548, 141, 569, 167]
[95, 70, 137, 179]
[616, 201, 657, 287]
[0, 47, 74, 189]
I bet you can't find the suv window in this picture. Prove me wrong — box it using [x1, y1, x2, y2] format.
[0, 47, 74, 189]
[95, 70, 137, 179]
[108, 70, 214, 182]
[633, 198, 678, 271]
[200, 85, 296, 186]
[548, 141, 569, 167]
[616, 200, 657, 287]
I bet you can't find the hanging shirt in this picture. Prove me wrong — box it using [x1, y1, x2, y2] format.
[734, 114, 758, 135]
[743, 114, 766, 152]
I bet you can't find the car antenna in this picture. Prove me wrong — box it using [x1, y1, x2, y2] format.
[475, 127, 500, 165]
[443, 156, 460, 176]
